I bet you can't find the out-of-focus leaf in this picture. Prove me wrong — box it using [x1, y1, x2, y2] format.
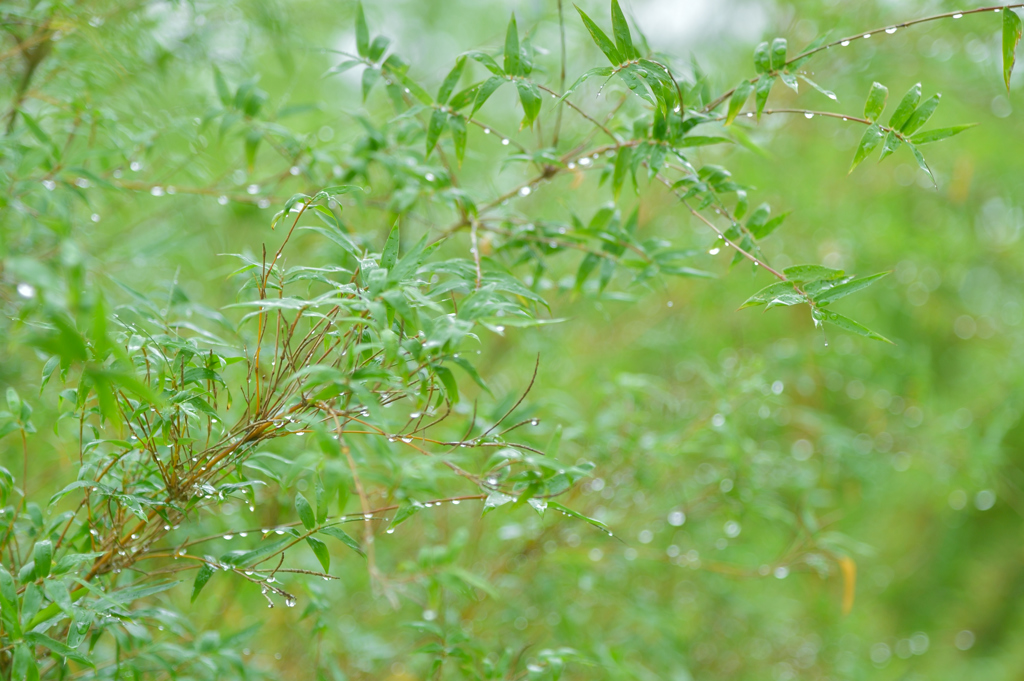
[1004, 8, 1023, 92]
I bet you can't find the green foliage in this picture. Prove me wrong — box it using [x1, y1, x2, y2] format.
[0, 0, 1022, 678]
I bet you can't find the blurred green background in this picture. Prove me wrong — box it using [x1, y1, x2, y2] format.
[3, 0, 1024, 679]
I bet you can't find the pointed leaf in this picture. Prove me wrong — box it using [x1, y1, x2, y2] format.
[191, 563, 215, 602]
[755, 76, 774, 119]
[471, 76, 506, 115]
[1004, 8, 1023, 92]
[900, 94, 940, 135]
[436, 57, 466, 104]
[355, 3, 370, 57]
[610, 0, 635, 59]
[822, 311, 893, 344]
[295, 492, 316, 530]
[725, 80, 754, 125]
[425, 109, 448, 156]
[449, 116, 467, 162]
[575, 5, 621, 64]
[848, 123, 884, 173]
[515, 80, 542, 128]
[559, 66, 614, 103]
[306, 537, 330, 572]
[909, 124, 975, 145]
[740, 281, 804, 309]
[887, 83, 921, 130]
[813, 271, 889, 306]
[320, 526, 365, 556]
[381, 222, 401, 270]
[878, 130, 902, 161]
[24, 632, 94, 667]
[504, 13, 522, 76]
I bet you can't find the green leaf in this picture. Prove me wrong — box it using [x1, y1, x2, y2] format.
[386, 503, 419, 533]
[575, 5, 621, 65]
[725, 80, 754, 125]
[907, 142, 935, 184]
[381, 222, 401, 270]
[863, 82, 888, 122]
[355, 2, 370, 58]
[559, 66, 614, 103]
[1004, 8, 1023, 92]
[887, 83, 921, 130]
[799, 75, 837, 102]
[425, 108, 448, 156]
[320, 526, 365, 556]
[315, 476, 329, 525]
[295, 492, 316, 530]
[213, 66, 231, 106]
[612, 146, 633, 198]
[908, 124, 975, 145]
[191, 563, 214, 602]
[770, 38, 787, 71]
[504, 13, 522, 76]
[25, 632, 94, 667]
[753, 41, 771, 74]
[434, 365, 459, 403]
[755, 76, 774, 120]
[306, 537, 330, 572]
[610, 0, 635, 59]
[13, 645, 38, 681]
[822, 311, 893, 344]
[878, 130, 902, 162]
[740, 282, 804, 309]
[471, 76, 506, 115]
[848, 123, 884, 174]
[449, 115, 467, 162]
[361, 66, 381, 101]
[900, 94, 940, 135]
[813, 271, 889, 306]
[437, 57, 466, 105]
[34, 540, 52, 580]
[515, 80, 542, 128]
[783, 265, 844, 282]
[43, 578, 74, 613]
[548, 501, 611, 533]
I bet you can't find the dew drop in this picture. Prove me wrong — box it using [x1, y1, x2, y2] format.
[246, 184, 259, 195]
[841, 40, 850, 47]
[386, 528, 395, 534]
[863, 33, 871, 39]
[130, 161, 142, 171]
[746, 112, 753, 118]
[285, 597, 296, 607]
[424, 172, 435, 182]
[224, 534, 233, 540]
[709, 247, 720, 255]
[952, 13, 963, 19]
[451, 500, 460, 505]
[483, 128, 491, 134]
[501, 138, 510, 146]
[42, 179, 56, 190]
[519, 186, 532, 196]
[804, 112, 814, 119]
[150, 186, 165, 196]
[239, 532, 248, 538]
[218, 195, 229, 205]
[16, 283, 36, 298]
[257, 199, 270, 209]
[885, 27, 898, 34]
[91, 213, 101, 222]
[289, 165, 300, 175]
